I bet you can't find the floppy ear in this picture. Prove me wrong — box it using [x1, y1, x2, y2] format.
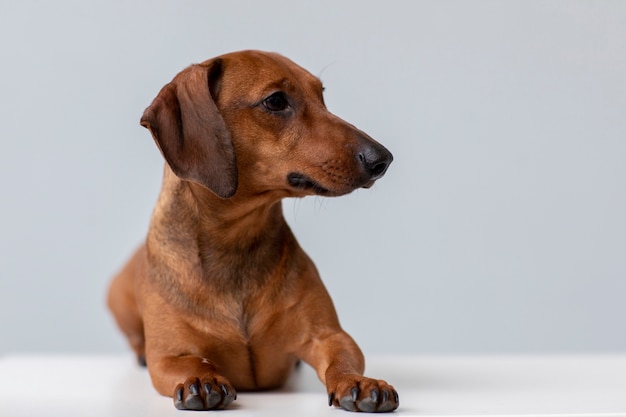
[140, 60, 238, 198]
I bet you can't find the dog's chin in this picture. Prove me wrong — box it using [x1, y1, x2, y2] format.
[287, 173, 374, 196]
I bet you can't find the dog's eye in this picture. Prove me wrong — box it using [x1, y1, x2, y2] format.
[263, 92, 290, 112]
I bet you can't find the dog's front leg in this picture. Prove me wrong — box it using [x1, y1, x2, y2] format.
[148, 354, 237, 410]
[302, 331, 399, 412]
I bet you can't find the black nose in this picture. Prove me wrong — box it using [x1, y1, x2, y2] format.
[358, 143, 393, 180]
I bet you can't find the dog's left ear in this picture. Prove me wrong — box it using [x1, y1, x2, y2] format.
[140, 59, 238, 198]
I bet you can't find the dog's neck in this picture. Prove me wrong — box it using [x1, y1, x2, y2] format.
[146, 168, 297, 307]
[154, 166, 289, 251]
[191, 182, 288, 249]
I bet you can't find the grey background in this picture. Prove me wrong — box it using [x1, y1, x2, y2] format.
[1, 1, 625, 356]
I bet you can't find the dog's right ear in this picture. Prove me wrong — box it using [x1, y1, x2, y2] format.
[140, 60, 238, 198]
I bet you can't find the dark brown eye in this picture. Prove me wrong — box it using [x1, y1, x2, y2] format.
[263, 92, 289, 112]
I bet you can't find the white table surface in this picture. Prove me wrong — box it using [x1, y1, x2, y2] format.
[1, 354, 625, 417]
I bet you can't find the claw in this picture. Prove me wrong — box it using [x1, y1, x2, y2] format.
[371, 389, 379, 402]
[174, 385, 188, 410]
[182, 379, 205, 410]
[204, 383, 221, 409]
[220, 383, 236, 406]
[350, 386, 359, 402]
[377, 389, 398, 412]
[339, 395, 358, 412]
[356, 389, 379, 413]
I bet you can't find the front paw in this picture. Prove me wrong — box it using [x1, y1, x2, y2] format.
[328, 375, 399, 413]
[174, 376, 237, 410]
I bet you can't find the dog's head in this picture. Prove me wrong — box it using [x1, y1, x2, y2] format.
[140, 50, 392, 199]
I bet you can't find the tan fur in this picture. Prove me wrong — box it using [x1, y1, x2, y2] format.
[107, 50, 398, 412]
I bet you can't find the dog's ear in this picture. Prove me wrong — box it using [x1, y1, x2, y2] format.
[140, 60, 238, 198]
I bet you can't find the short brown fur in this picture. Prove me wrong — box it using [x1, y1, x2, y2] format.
[107, 50, 398, 412]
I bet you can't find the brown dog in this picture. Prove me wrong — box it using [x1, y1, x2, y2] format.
[107, 50, 397, 412]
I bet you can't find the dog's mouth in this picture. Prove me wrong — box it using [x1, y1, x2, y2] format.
[287, 173, 330, 195]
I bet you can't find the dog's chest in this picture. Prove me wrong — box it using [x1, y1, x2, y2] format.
[191, 292, 299, 390]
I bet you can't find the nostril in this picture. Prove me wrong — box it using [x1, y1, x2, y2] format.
[358, 150, 392, 179]
[370, 161, 388, 178]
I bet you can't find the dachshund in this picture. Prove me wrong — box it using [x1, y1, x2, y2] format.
[107, 50, 398, 412]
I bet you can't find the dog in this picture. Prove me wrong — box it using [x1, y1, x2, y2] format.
[107, 50, 398, 412]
